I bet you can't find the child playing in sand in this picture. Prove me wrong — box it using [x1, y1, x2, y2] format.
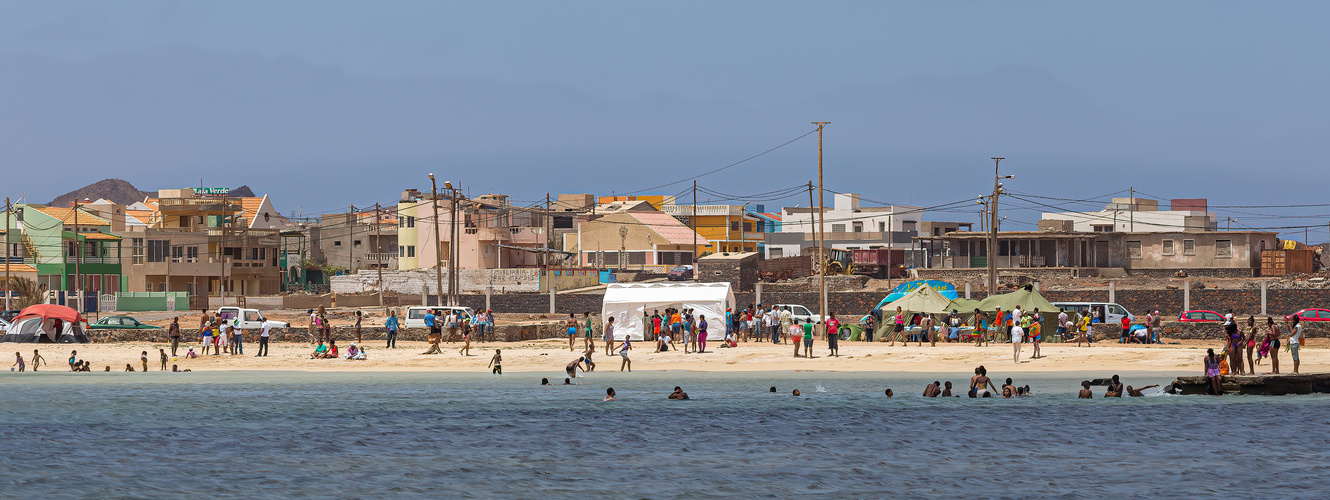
[31, 350, 44, 372]
[488, 349, 502, 374]
[185, 347, 198, 359]
[12, 352, 25, 372]
[125, 364, 135, 372]
[140, 351, 149, 372]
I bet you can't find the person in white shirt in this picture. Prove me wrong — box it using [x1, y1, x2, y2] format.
[778, 307, 793, 344]
[1011, 320, 1024, 363]
[257, 318, 272, 357]
[1057, 309, 1069, 341]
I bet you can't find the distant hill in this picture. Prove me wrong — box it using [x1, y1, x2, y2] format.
[48, 179, 154, 206]
[47, 179, 260, 206]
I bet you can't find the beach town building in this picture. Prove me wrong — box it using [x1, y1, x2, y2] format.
[308, 206, 398, 274]
[1040, 197, 1217, 233]
[762, 193, 930, 259]
[1, 202, 123, 294]
[118, 189, 283, 301]
[396, 189, 547, 271]
[661, 202, 760, 254]
[575, 208, 709, 269]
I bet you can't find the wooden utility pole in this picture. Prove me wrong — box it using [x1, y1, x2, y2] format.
[545, 193, 551, 292]
[429, 174, 443, 307]
[220, 191, 228, 304]
[73, 199, 81, 310]
[375, 202, 384, 307]
[988, 157, 1006, 298]
[1129, 186, 1134, 232]
[692, 180, 698, 281]
[348, 205, 354, 275]
[4, 197, 10, 311]
[812, 121, 830, 336]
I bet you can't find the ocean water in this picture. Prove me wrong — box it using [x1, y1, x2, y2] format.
[2, 370, 1329, 499]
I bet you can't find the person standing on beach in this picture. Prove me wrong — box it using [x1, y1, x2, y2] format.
[232, 318, 244, 355]
[1224, 317, 1243, 375]
[1204, 349, 1223, 395]
[317, 306, 331, 344]
[168, 317, 181, 356]
[1244, 315, 1257, 370]
[489, 349, 502, 374]
[619, 336, 632, 372]
[566, 313, 579, 351]
[791, 320, 804, 357]
[384, 310, 399, 349]
[583, 312, 595, 352]
[31, 350, 44, 372]
[892, 306, 905, 346]
[458, 319, 473, 356]
[200, 322, 214, 355]
[920, 313, 934, 347]
[354, 311, 363, 343]
[802, 319, 814, 358]
[1265, 317, 1281, 374]
[1011, 319, 1024, 363]
[697, 315, 708, 353]
[779, 306, 793, 344]
[1287, 315, 1302, 374]
[257, 316, 272, 357]
[140, 351, 149, 372]
[12, 352, 24, 372]
[307, 309, 318, 344]
[825, 313, 840, 356]
[603, 316, 616, 357]
[159, 349, 168, 371]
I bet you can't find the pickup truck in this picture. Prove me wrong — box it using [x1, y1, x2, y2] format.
[216, 307, 289, 329]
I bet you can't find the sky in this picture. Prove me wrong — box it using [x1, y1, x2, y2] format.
[2, 1, 1328, 238]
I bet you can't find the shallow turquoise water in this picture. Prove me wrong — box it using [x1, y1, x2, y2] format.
[1, 370, 1327, 499]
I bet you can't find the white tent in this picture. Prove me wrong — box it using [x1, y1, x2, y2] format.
[601, 282, 736, 341]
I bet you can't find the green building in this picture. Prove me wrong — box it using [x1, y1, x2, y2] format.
[3, 204, 123, 293]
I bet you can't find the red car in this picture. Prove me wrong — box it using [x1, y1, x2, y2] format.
[1177, 310, 1225, 322]
[1285, 308, 1330, 322]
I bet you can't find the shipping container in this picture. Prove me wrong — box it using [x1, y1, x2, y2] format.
[1261, 249, 1315, 276]
[850, 248, 907, 278]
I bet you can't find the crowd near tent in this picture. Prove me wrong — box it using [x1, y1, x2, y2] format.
[873, 285, 956, 339]
[1, 304, 90, 343]
[601, 282, 735, 341]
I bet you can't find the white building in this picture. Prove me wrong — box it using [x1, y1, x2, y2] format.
[780, 193, 921, 235]
[1041, 197, 1216, 233]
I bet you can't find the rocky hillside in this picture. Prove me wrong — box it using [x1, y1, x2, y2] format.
[47, 179, 154, 206]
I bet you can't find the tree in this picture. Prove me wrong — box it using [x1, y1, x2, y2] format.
[5, 277, 47, 309]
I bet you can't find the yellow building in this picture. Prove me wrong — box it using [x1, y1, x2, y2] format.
[661, 204, 758, 254]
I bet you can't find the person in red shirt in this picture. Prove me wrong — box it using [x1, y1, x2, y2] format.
[1120, 316, 1132, 343]
[825, 313, 841, 356]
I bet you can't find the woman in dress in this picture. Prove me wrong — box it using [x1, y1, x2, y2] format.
[1204, 348, 1223, 396]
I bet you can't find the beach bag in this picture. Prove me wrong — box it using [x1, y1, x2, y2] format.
[1219, 356, 1230, 376]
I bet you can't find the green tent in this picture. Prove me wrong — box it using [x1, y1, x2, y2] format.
[873, 284, 955, 341]
[974, 286, 1058, 314]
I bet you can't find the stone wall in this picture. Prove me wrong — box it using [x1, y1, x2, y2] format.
[1087, 320, 1330, 341]
[1040, 289, 1330, 318]
[87, 323, 570, 344]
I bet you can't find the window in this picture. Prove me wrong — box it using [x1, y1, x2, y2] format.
[731, 221, 740, 231]
[852, 221, 863, 232]
[1162, 239, 1175, 256]
[406, 246, 416, 258]
[147, 240, 169, 263]
[187, 247, 198, 261]
[1126, 241, 1142, 258]
[399, 247, 404, 257]
[1183, 239, 1195, 256]
[406, 216, 415, 228]
[1215, 240, 1232, 259]
[553, 216, 574, 229]
[769, 247, 784, 258]
[879, 222, 886, 232]
[1092, 224, 1113, 232]
[743, 222, 753, 232]
[353, 240, 362, 247]
[334, 241, 342, 246]
[171, 246, 183, 261]
[831, 223, 846, 233]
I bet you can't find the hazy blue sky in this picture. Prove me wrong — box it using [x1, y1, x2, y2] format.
[2, 1, 1327, 236]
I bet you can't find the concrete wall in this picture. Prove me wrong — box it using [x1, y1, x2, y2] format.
[86, 323, 571, 343]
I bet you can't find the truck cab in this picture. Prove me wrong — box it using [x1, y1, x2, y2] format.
[216, 307, 289, 329]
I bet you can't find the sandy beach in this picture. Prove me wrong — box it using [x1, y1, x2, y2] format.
[20, 337, 1324, 375]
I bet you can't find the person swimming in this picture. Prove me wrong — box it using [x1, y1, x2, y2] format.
[884, 389, 894, 398]
[924, 381, 941, 397]
[668, 386, 689, 400]
[941, 381, 955, 397]
[1126, 384, 1159, 397]
[769, 386, 777, 393]
[792, 389, 801, 396]
[970, 366, 994, 397]
[541, 378, 551, 386]
[603, 388, 615, 402]
[1078, 380, 1094, 399]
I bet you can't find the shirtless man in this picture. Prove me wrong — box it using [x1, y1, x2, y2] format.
[1001, 378, 1016, 398]
[668, 386, 689, 400]
[1105, 374, 1124, 397]
[566, 358, 583, 380]
[1126, 384, 1159, 397]
[923, 381, 942, 397]
[969, 366, 995, 397]
[1078, 380, 1094, 399]
[941, 381, 956, 397]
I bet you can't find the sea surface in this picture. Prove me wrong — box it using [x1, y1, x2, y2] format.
[1, 370, 1328, 499]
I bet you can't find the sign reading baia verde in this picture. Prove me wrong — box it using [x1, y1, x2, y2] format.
[196, 187, 231, 196]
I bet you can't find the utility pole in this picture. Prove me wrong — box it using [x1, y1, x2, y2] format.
[348, 205, 354, 276]
[812, 121, 829, 335]
[4, 197, 10, 311]
[545, 193, 551, 293]
[220, 191, 229, 304]
[692, 180, 698, 281]
[429, 174, 443, 308]
[375, 202, 384, 307]
[1129, 186, 1134, 232]
[448, 183, 460, 306]
[988, 157, 1010, 298]
[740, 201, 751, 253]
[73, 199, 81, 311]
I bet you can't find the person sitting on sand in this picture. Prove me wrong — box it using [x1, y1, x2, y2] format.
[323, 340, 339, 359]
[1078, 380, 1094, 399]
[310, 341, 329, 359]
[941, 381, 956, 397]
[347, 343, 367, 360]
[185, 347, 198, 359]
[125, 364, 135, 372]
[603, 388, 615, 401]
[668, 386, 689, 400]
[924, 381, 941, 397]
[1126, 385, 1159, 397]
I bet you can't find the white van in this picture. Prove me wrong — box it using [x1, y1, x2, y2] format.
[216, 307, 289, 329]
[403, 306, 476, 328]
[1051, 302, 1135, 325]
[773, 304, 823, 325]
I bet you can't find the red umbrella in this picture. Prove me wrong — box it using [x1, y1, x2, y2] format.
[14, 304, 86, 324]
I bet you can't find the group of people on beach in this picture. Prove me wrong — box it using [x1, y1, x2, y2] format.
[419, 308, 495, 356]
[1077, 374, 1157, 398]
[1218, 311, 1302, 377]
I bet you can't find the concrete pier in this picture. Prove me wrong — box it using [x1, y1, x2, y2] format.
[1170, 373, 1330, 396]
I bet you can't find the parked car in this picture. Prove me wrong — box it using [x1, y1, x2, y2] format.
[1177, 310, 1225, 322]
[1051, 302, 1135, 324]
[403, 306, 476, 329]
[773, 303, 823, 325]
[667, 265, 694, 281]
[0, 318, 9, 333]
[1285, 308, 1330, 322]
[0, 310, 19, 322]
[89, 315, 163, 330]
[216, 307, 290, 329]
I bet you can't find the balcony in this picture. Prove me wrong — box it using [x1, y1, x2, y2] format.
[65, 256, 120, 265]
